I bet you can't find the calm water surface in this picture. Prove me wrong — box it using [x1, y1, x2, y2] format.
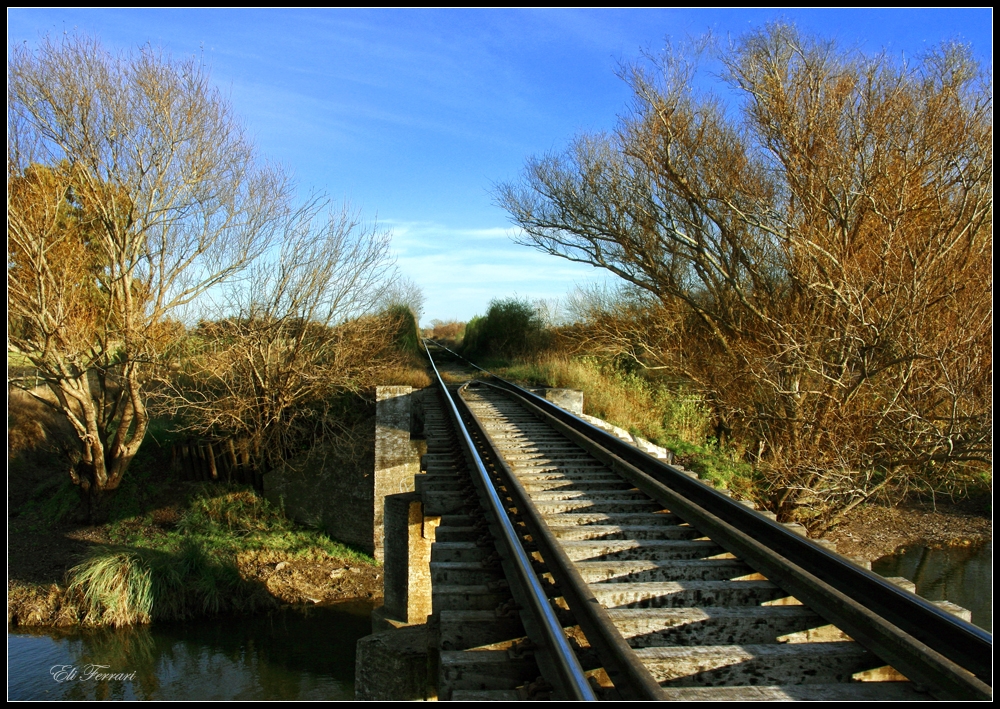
[872, 541, 992, 632]
[10, 545, 991, 699]
[8, 600, 374, 700]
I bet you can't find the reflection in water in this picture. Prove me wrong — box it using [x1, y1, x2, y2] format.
[872, 542, 992, 633]
[8, 600, 374, 700]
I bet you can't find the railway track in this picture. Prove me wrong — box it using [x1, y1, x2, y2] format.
[421, 342, 992, 701]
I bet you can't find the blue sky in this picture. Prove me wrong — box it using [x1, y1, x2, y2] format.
[8, 9, 993, 324]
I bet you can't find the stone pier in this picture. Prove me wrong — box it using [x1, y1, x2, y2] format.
[378, 491, 440, 627]
[372, 386, 425, 562]
[263, 385, 424, 558]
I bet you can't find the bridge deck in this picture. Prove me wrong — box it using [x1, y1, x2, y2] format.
[419, 343, 990, 700]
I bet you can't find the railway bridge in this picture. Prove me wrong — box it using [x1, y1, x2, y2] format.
[355, 342, 991, 701]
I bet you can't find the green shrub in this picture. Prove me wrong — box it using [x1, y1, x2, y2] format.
[462, 298, 547, 360]
[383, 303, 422, 357]
[67, 542, 273, 627]
[19, 479, 80, 529]
[67, 548, 157, 626]
[105, 486, 373, 563]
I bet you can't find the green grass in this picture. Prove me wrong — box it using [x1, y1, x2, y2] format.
[19, 479, 81, 530]
[65, 485, 374, 627]
[104, 486, 372, 563]
[494, 353, 755, 494]
[67, 541, 271, 627]
[67, 548, 158, 626]
[15, 415, 186, 530]
[14, 406, 376, 627]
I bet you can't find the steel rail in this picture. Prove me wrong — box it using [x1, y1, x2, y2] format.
[424, 345, 597, 701]
[424, 340, 991, 695]
[455, 380, 666, 700]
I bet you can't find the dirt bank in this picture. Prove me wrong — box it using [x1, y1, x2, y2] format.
[7, 495, 382, 628]
[820, 494, 992, 561]
[8, 381, 385, 629]
[236, 551, 381, 605]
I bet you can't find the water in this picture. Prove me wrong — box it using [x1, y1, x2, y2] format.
[10, 545, 991, 698]
[872, 541, 992, 632]
[7, 600, 374, 700]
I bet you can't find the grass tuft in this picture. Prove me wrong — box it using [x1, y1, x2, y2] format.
[68, 548, 155, 626]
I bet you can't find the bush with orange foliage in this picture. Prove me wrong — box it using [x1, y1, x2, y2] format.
[499, 25, 992, 528]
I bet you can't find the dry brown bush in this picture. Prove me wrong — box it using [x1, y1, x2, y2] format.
[425, 320, 466, 344]
[499, 25, 992, 528]
[377, 363, 433, 390]
[154, 206, 411, 471]
[160, 311, 414, 472]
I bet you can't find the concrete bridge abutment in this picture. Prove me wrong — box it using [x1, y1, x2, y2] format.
[263, 385, 426, 559]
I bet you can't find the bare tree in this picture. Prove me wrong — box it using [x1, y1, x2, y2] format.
[498, 25, 992, 526]
[8, 35, 291, 514]
[158, 205, 403, 470]
[563, 284, 686, 371]
[378, 276, 426, 322]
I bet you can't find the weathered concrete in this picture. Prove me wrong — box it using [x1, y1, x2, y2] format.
[432, 584, 509, 612]
[380, 491, 440, 627]
[263, 385, 425, 557]
[607, 606, 824, 645]
[439, 650, 537, 695]
[518, 473, 635, 492]
[546, 524, 701, 541]
[521, 477, 630, 492]
[530, 488, 651, 501]
[574, 559, 756, 584]
[656, 683, 927, 700]
[539, 511, 683, 526]
[451, 689, 522, 701]
[635, 642, 878, 685]
[431, 561, 505, 586]
[355, 624, 435, 700]
[262, 415, 376, 548]
[527, 387, 584, 415]
[430, 541, 489, 563]
[373, 386, 422, 561]
[590, 580, 786, 608]
[557, 539, 724, 561]
[438, 610, 524, 651]
[575, 411, 674, 462]
[358, 389, 540, 700]
[420, 490, 471, 516]
[534, 499, 663, 514]
[355, 391, 440, 700]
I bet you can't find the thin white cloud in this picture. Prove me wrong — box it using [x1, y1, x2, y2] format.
[384, 219, 610, 323]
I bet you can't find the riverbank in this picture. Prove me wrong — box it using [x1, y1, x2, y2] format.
[820, 494, 992, 561]
[8, 483, 382, 628]
[8, 463, 989, 627]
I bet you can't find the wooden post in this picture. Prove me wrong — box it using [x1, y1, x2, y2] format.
[207, 442, 219, 480]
